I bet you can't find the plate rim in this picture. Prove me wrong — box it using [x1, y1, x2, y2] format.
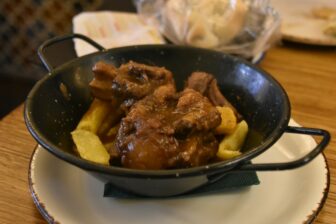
[282, 33, 336, 46]
[271, 0, 336, 46]
[28, 146, 57, 224]
[28, 143, 330, 224]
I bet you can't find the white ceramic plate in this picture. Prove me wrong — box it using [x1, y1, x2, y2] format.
[29, 120, 329, 224]
[271, 0, 336, 45]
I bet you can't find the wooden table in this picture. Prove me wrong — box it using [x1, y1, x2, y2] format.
[0, 43, 335, 223]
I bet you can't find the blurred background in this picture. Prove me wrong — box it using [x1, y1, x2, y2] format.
[0, 0, 135, 118]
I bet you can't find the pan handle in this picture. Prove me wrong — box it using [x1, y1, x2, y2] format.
[234, 126, 330, 172]
[38, 33, 106, 72]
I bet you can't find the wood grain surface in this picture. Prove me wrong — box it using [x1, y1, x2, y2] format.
[0, 43, 335, 223]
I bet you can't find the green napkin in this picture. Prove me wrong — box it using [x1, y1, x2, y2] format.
[104, 171, 259, 198]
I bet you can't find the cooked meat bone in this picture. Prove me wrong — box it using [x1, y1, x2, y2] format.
[186, 72, 242, 120]
[90, 61, 174, 109]
[87, 62, 244, 169]
[116, 86, 221, 169]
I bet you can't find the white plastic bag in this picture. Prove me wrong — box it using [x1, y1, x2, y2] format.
[134, 0, 280, 61]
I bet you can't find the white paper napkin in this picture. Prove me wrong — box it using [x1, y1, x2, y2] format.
[72, 11, 165, 56]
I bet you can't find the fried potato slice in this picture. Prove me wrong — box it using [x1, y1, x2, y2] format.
[217, 120, 248, 160]
[215, 106, 237, 135]
[97, 112, 118, 136]
[216, 149, 241, 160]
[71, 129, 110, 165]
[76, 98, 111, 134]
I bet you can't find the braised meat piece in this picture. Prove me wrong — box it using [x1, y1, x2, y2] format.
[186, 72, 241, 119]
[174, 88, 221, 134]
[89, 61, 174, 110]
[89, 61, 119, 101]
[116, 85, 221, 169]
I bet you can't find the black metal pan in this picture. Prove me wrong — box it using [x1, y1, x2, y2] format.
[24, 34, 330, 197]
